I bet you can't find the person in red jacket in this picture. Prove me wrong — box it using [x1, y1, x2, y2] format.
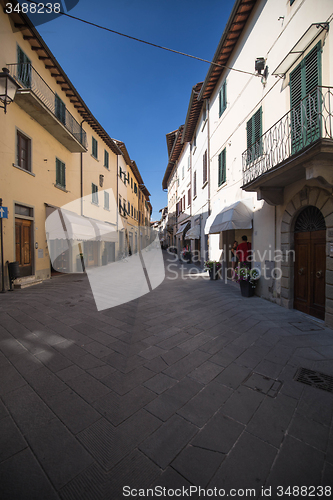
[236, 235, 251, 268]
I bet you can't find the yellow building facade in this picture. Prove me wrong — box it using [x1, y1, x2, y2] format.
[0, 4, 152, 289]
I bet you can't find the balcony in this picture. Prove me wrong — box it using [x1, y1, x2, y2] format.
[8, 63, 87, 152]
[242, 87, 333, 205]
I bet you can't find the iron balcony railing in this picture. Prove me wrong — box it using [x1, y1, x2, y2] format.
[7, 63, 87, 149]
[242, 86, 333, 185]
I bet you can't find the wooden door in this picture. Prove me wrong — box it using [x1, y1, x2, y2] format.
[294, 230, 326, 320]
[15, 218, 32, 276]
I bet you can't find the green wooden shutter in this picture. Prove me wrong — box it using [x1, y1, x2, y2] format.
[246, 108, 262, 163]
[17, 46, 31, 87]
[55, 95, 66, 125]
[219, 80, 227, 117]
[56, 159, 65, 188]
[104, 150, 109, 168]
[56, 158, 60, 185]
[218, 149, 226, 186]
[290, 42, 321, 152]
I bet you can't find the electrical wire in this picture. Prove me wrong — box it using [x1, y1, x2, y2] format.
[22, 0, 258, 77]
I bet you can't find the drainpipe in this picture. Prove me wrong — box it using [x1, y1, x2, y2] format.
[207, 98, 211, 217]
[207, 98, 211, 261]
[80, 119, 86, 217]
[116, 155, 119, 233]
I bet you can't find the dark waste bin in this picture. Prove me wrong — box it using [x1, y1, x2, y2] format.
[8, 261, 20, 290]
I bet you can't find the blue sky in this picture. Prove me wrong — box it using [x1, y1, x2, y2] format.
[35, 0, 235, 220]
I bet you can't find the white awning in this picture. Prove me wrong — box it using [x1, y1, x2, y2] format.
[205, 201, 253, 234]
[186, 225, 200, 239]
[46, 209, 118, 242]
[272, 23, 328, 76]
[175, 221, 190, 236]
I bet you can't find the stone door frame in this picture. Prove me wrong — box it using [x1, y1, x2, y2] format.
[280, 186, 333, 327]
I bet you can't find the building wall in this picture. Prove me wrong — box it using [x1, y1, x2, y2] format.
[0, 7, 151, 288]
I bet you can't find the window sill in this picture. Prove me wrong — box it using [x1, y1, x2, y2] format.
[217, 182, 227, 192]
[201, 118, 207, 132]
[192, 146, 197, 155]
[91, 201, 99, 206]
[103, 165, 109, 170]
[104, 207, 110, 211]
[193, 195, 197, 201]
[202, 181, 208, 189]
[91, 154, 99, 161]
[54, 184, 68, 192]
[13, 164, 35, 176]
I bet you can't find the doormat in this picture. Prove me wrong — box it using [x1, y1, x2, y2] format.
[294, 367, 333, 393]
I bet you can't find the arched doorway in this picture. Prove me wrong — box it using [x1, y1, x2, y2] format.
[294, 206, 326, 320]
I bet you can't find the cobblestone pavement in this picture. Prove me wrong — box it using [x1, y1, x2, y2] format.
[0, 252, 333, 499]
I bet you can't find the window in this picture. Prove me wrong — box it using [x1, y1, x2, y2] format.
[92, 137, 98, 159]
[246, 107, 262, 163]
[17, 131, 31, 171]
[128, 201, 130, 215]
[131, 205, 133, 217]
[56, 158, 66, 189]
[182, 165, 184, 179]
[193, 132, 196, 148]
[218, 149, 226, 187]
[203, 150, 207, 184]
[131, 177, 133, 189]
[193, 171, 197, 197]
[104, 150, 109, 169]
[104, 191, 109, 210]
[183, 195, 185, 211]
[92, 183, 98, 204]
[17, 46, 31, 87]
[119, 196, 122, 214]
[134, 182, 137, 194]
[290, 0, 295, 5]
[55, 94, 66, 125]
[188, 156, 190, 171]
[203, 102, 207, 122]
[188, 189, 191, 207]
[290, 42, 321, 152]
[219, 80, 227, 117]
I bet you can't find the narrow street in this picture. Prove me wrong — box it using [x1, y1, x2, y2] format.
[0, 252, 333, 499]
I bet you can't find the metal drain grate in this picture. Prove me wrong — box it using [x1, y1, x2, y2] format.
[294, 367, 333, 393]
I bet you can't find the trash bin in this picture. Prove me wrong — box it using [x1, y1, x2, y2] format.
[8, 261, 20, 290]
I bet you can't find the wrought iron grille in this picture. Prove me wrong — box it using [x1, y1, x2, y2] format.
[7, 63, 87, 149]
[294, 206, 326, 232]
[242, 86, 333, 185]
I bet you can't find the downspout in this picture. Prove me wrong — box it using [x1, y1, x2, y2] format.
[79, 119, 86, 272]
[80, 119, 86, 217]
[207, 98, 211, 260]
[116, 155, 119, 233]
[207, 99, 211, 217]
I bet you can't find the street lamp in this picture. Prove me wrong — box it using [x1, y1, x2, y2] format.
[0, 67, 20, 114]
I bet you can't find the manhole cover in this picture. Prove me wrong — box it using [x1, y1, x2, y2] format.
[294, 367, 333, 393]
[242, 372, 282, 398]
[289, 321, 324, 332]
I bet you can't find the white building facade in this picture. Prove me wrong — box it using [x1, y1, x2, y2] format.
[164, 0, 333, 327]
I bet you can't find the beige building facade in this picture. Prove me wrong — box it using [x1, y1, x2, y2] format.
[0, 3, 152, 289]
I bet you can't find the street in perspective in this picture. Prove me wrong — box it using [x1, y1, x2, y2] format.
[1, 0, 333, 499]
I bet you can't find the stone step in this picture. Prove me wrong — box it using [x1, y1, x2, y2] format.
[13, 276, 43, 289]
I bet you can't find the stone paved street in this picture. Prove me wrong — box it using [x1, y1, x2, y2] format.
[0, 252, 333, 499]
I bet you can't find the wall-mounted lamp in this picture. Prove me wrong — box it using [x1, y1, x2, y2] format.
[255, 58, 265, 74]
[0, 68, 20, 114]
[99, 174, 104, 187]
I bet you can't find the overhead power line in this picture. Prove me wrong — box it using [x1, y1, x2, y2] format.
[22, 0, 258, 77]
